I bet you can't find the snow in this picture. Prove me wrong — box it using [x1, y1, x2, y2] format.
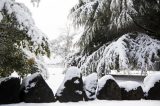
[46, 66, 65, 94]
[22, 73, 40, 93]
[0, 75, 19, 85]
[83, 73, 98, 99]
[75, 33, 160, 77]
[10, 71, 20, 78]
[64, 67, 81, 81]
[0, 78, 7, 85]
[0, 0, 51, 79]
[1, 100, 160, 106]
[97, 75, 115, 91]
[0, 0, 50, 56]
[143, 72, 160, 93]
[119, 81, 142, 92]
[1, 65, 159, 105]
[0, 0, 48, 47]
[0, 12, 3, 22]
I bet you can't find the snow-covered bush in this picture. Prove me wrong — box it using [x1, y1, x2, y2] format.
[20, 73, 55, 103]
[56, 67, 84, 102]
[143, 73, 160, 100]
[0, 0, 50, 78]
[83, 73, 98, 101]
[70, 33, 160, 77]
[96, 75, 121, 100]
[119, 81, 144, 100]
[0, 77, 21, 104]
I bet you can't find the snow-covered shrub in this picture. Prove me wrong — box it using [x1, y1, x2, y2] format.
[70, 33, 160, 77]
[0, 0, 50, 78]
[83, 73, 98, 101]
[20, 73, 55, 103]
[119, 81, 144, 100]
[0, 77, 21, 104]
[96, 75, 121, 100]
[143, 73, 160, 100]
[56, 67, 84, 102]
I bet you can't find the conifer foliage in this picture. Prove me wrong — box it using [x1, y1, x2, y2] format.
[0, 0, 50, 77]
[70, 0, 160, 54]
[68, 0, 160, 76]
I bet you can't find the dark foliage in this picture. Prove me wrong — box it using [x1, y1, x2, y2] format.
[0, 77, 21, 104]
[120, 86, 144, 100]
[97, 79, 121, 100]
[56, 77, 84, 102]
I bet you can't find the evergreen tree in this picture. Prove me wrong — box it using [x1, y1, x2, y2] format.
[70, 0, 160, 54]
[68, 0, 160, 76]
[0, 0, 50, 77]
[50, 25, 75, 62]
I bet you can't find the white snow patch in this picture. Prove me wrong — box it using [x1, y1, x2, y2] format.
[74, 79, 80, 84]
[0, 12, 3, 22]
[64, 67, 81, 81]
[10, 71, 20, 78]
[46, 66, 65, 94]
[0, 77, 8, 85]
[1, 100, 160, 106]
[75, 90, 83, 94]
[119, 81, 141, 92]
[143, 72, 160, 93]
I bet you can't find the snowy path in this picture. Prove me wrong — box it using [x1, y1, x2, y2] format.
[2, 65, 160, 106]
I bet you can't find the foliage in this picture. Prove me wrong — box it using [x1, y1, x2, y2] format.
[50, 25, 76, 61]
[69, 0, 160, 54]
[0, 0, 50, 77]
[68, 33, 160, 77]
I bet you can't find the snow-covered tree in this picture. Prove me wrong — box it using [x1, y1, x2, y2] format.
[68, 0, 160, 76]
[70, 0, 160, 54]
[30, 0, 40, 7]
[0, 0, 50, 78]
[50, 25, 76, 63]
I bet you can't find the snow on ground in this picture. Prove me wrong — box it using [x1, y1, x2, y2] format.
[1, 100, 160, 106]
[2, 65, 160, 106]
[45, 65, 65, 94]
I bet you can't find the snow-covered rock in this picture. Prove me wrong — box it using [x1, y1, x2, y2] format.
[20, 73, 55, 103]
[73, 33, 160, 77]
[119, 81, 144, 100]
[143, 73, 160, 100]
[96, 75, 121, 100]
[0, 77, 20, 104]
[56, 67, 84, 102]
[83, 73, 98, 101]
